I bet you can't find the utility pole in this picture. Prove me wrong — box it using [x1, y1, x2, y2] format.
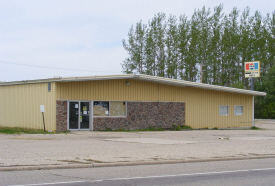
[200, 62, 203, 83]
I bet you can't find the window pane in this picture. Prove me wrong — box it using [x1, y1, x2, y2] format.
[93, 102, 109, 116]
[110, 102, 126, 116]
[234, 106, 243, 115]
[48, 82, 51, 92]
[80, 102, 89, 129]
[69, 102, 79, 129]
[220, 106, 228, 115]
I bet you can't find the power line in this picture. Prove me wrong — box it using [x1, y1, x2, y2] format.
[0, 70, 46, 77]
[0, 60, 121, 73]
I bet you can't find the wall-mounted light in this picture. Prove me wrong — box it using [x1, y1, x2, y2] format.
[126, 81, 130, 86]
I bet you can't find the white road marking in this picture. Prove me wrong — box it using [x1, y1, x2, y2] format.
[10, 180, 87, 186]
[93, 167, 275, 182]
[11, 167, 275, 185]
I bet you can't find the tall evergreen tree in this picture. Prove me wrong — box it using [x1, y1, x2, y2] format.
[268, 11, 275, 68]
[185, 10, 200, 82]
[165, 15, 178, 79]
[197, 6, 211, 83]
[178, 14, 190, 80]
[266, 12, 275, 69]
[239, 7, 252, 88]
[151, 13, 167, 77]
[250, 11, 269, 76]
[122, 21, 146, 73]
[209, 4, 223, 85]
[221, 7, 240, 86]
[144, 21, 156, 75]
[121, 5, 274, 87]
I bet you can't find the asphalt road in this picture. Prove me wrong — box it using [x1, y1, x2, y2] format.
[1, 158, 275, 186]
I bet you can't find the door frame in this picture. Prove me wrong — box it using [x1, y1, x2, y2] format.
[67, 100, 93, 131]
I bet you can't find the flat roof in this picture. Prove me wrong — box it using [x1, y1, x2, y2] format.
[0, 74, 266, 96]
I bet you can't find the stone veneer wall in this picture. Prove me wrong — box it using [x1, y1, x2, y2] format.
[56, 100, 67, 132]
[93, 102, 185, 130]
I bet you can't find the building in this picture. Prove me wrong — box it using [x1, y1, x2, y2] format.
[0, 74, 266, 132]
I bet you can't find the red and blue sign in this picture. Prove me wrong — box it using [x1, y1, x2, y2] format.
[245, 62, 259, 71]
[245, 61, 260, 78]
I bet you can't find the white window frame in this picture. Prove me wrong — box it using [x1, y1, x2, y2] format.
[234, 105, 243, 115]
[219, 105, 229, 116]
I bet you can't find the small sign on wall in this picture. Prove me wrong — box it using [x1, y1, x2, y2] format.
[40, 105, 45, 112]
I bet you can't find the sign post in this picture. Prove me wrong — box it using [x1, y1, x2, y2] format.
[40, 105, 46, 133]
[245, 61, 260, 127]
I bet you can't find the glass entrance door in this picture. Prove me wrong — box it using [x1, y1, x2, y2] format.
[69, 101, 90, 130]
[80, 102, 89, 129]
[69, 102, 79, 129]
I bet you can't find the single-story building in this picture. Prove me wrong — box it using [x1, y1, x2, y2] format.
[0, 74, 266, 132]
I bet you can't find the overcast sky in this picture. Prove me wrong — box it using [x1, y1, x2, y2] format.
[0, 0, 274, 82]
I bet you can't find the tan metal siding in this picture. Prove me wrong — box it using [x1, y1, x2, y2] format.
[185, 87, 253, 128]
[57, 79, 160, 101]
[0, 83, 56, 131]
[56, 79, 253, 128]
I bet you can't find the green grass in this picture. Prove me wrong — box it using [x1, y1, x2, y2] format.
[0, 127, 70, 134]
[251, 126, 261, 130]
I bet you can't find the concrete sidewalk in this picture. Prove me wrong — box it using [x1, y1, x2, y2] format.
[1, 119, 275, 171]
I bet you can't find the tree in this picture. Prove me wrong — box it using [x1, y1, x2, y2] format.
[185, 10, 200, 82]
[239, 7, 252, 88]
[165, 14, 178, 79]
[220, 7, 240, 87]
[178, 14, 190, 80]
[197, 6, 211, 83]
[267, 11, 275, 69]
[152, 13, 167, 77]
[208, 4, 223, 85]
[122, 21, 146, 73]
[144, 21, 156, 75]
[254, 65, 275, 118]
[250, 11, 269, 76]
[121, 5, 274, 90]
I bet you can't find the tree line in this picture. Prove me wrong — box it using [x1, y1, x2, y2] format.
[122, 5, 275, 89]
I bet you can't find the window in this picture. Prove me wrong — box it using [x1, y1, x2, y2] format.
[219, 105, 229, 115]
[110, 102, 126, 116]
[48, 82, 51, 92]
[93, 101, 126, 117]
[93, 101, 109, 116]
[234, 105, 243, 115]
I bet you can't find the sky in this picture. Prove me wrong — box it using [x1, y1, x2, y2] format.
[0, 0, 274, 82]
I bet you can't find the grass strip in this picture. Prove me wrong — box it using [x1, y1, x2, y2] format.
[0, 127, 69, 134]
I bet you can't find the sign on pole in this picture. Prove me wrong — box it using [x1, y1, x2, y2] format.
[40, 105, 45, 112]
[40, 105, 46, 132]
[245, 61, 260, 78]
[245, 61, 260, 127]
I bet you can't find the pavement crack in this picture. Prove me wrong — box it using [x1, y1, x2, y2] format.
[50, 173, 87, 180]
